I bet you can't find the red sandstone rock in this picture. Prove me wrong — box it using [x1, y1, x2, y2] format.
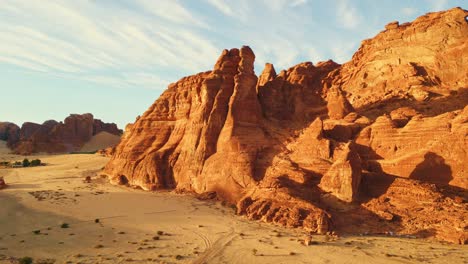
[326, 86, 354, 120]
[11, 114, 121, 154]
[104, 8, 468, 244]
[0, 122, 20, 147]
[319, 142, 362, 202]
[0, 177, 6, 189]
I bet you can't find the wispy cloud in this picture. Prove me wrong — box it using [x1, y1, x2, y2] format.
[0, 0, 418, 92]
[291, 0, 308, 7]
[0, 0, 219, 90]
[336, 0, 362, 29]
[426, 0, 449, 11]
[401, 7, 417, 16]
[135, 0, 209, 28]
[206, 0, 235, 17]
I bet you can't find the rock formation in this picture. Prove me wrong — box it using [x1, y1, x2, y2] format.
[4, 114, 122, 154]
[104, 8, 468, 244]
[0, 122, 20, 148]
[0, 176, 6, 189]
[319, 142, 362, 202]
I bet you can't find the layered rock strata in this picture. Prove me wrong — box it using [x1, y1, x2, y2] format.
[3, 114, 122, 154]
[104, 8, 468, 244]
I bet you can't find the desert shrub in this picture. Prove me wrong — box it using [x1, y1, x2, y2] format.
[19, 257, 33, 264]
[14, 161, 22, 166]
[22, 159, 30, 167]
[30, 159, 41, 166]
[60, 223, 69, 228]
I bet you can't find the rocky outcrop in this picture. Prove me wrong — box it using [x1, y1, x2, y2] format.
[0, 122, 20, 147]
[257, 60, 339, 123]
[93, 119, 121, 136]
[9, 114, 122, 154]
[326, 87, 354, 120]
[356, 107, 467, 189]
[330, 7, 468, 109]
[104, 8, 468, 244]
[319, 142, 362, 202]
[0, 177, 6, 189]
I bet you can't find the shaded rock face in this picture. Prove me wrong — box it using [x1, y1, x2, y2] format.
[257, 60, 339, 123]
[105, 8, 468, 244]
[0, 122, 20, 147]
[0, 177, 6, 189]
[319, 142, 362, 202]
[11, 114, 122, 154]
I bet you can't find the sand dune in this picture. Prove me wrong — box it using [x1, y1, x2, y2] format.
[80, 132, 120, 152]
[0, 153, 466, 264]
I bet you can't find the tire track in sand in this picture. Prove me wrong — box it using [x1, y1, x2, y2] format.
[193, 231, 237, 264]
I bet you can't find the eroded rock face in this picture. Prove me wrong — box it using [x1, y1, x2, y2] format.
[0, 122, 20, 147]
[105, 8, 468, 243]
[331, 7, 468, 109]
[0, 177, 6, 189]
[11, 114, 122, 154]
[319, 142, 362, 202]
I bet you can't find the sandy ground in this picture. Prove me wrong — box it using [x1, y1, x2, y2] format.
[0, 145, 466, 263]
[80, 132, 120, 153]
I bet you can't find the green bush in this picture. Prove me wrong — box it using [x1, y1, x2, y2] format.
[19, 257, 33, 264]
[14, 161, 22, 166]
[30, 159, 41, 166]
[22, 159, 30, 167]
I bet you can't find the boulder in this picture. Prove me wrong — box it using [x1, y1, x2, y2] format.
[319, 143, 362, 202]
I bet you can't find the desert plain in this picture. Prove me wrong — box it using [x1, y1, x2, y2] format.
[0, 142, 466, 264]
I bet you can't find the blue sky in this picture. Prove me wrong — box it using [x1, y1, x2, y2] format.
[0, 0, 465, 128]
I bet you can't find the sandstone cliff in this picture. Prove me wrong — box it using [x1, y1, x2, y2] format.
[104, 8, 468, 244]
[0, 122, 20, 148]
[4, 114, 122, 154]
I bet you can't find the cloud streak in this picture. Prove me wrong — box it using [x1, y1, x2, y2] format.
[336, 0, 362, 29]
[2, 0, 451, 93]
[0, 0, 221, 90]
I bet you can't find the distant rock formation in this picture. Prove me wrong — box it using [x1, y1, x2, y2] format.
[104, 8, 468, 244]
[0, 176, 6, 189]
[2, 114, 122, 154]
[0, 122, 20, 148]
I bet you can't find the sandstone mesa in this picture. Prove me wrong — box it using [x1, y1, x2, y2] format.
[102, 8, 468, 244]
[0, 113, 122, 154]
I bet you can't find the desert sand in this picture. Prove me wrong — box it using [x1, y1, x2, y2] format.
[79, 132, 121, 153]
[0, 144, 466, 264]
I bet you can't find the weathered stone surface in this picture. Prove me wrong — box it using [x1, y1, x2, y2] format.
[0, 177, 6, 189]
[11, 114, 122, 154]
[319, 143, 362, 202]
[356, 108, 467, 189]
[330, 7, 468, 109]
[257, 60, 339, 123]
[326, 86, 354, 119]
[104, 8, 468, 244]
[93, 119, 121, 136]
[0, 122, 20, 147]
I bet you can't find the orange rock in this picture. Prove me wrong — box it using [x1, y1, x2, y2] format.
[319, 142, 362, 202]
[11, 114, 121, 155]
[0, 122, 20, 148]
[0, 177, 6, 189]
[104, 8, 468, 243]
